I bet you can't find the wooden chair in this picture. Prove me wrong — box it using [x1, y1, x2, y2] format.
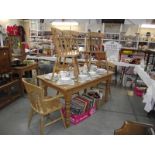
[95, 52, 109, 72]
[22, 78, 66, 134]
[85, 32, 104, 70]
[114, 120, 155, 135]
[51, 27, 80, 80]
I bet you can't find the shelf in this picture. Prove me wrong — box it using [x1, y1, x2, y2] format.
[104, 32, 120, 34]
[139, 41, 149, 43]
[30, 41, 51, 44]
[120, 40, 138, 42]
[0, 80, 19, 89]
[121, 47, 138, 50]
[0, 79, 21, 109]
[103, 39, 119, 41]
[148, 42, 155, 44]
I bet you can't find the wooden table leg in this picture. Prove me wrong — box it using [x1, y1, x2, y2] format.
[73, 57, 79, 79]
[104, 79, 109, 103]
[19, 72, 25, 96]
[115, 65, 117, 85]
[40, 82, 48, 96]
[64, 94, 71, 128]
[104, 77, 112, 103]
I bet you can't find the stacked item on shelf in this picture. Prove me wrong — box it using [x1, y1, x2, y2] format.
[0, 73, 12, 86]
[86, 90, 101, 109]
[118, 49, 145, 87]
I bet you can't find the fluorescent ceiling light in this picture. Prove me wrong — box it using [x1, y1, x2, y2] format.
[51, 21, 78, 26]
[141, 24, 155, 28]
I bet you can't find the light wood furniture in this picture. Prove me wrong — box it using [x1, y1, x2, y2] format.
[22, 78, 66, 134]
[95, 51, 109, 72]
[114, 120, 155, 135]
[51, 28, 80, 79]
[96, 60, 116, 95]
[84, 32, 104, 70]
[12, 63, 38, 95]
[37, 71, 113, 127]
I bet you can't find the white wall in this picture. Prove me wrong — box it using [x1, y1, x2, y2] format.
[76, 19, 103, 32]
[40, 19, 103, 32]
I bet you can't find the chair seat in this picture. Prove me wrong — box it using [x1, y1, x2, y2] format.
[39, 96, 63, 115]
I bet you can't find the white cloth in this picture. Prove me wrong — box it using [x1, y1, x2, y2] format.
[143, 87, 154, 112]
[134, 65, 155, 112]
[134, 66, 152, 87]
[104, 41, 121, 61]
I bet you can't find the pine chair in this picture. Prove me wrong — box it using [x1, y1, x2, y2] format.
[85, 31, 104, 70]
[114, 120, 155, 135]
[22, 78, 66, 134]
[95, 51, 109, 72]
[51, 28, 80, 80]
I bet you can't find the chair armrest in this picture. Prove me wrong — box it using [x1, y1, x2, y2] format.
[114, 120, 154, 135]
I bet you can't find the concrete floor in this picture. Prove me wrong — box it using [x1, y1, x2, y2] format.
[0, 85, 155, 135]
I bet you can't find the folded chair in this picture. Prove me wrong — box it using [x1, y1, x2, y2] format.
[22, 78, 66, 134]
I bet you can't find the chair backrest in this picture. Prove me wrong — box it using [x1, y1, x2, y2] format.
[95, 52, 109, 72]
[22, 78, 46, 114]
[86, 32, 103, 52]
[51, 27, 79, 56]
[95, 51, 107, 61]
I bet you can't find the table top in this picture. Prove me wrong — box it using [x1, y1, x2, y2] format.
[37, 71, 113, 93]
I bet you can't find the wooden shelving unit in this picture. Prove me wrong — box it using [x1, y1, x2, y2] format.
[0, 47, 21, 109]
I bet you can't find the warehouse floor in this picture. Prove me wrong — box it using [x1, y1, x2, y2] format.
[0, 85, 155, 135]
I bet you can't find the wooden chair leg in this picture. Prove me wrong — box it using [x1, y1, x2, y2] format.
[40, 115, 45, 135]
[28, 108, 35, 128]
[84, 88, 87, 93]
[56, 91, 60, 95]
[108, 85, 111, 95]
[60, 110, 66, 128]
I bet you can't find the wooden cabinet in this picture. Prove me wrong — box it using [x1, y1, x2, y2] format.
[0, 79, 21, 109]
[0, 47, 11, 73]
[0, 47, 21, 109]
[11, 63, 38, 95]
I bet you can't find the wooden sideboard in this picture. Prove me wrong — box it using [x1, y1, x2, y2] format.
[0, 47, 21, 109]
[0, 47, 11, 73]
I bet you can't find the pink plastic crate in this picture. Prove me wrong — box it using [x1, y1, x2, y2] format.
[62, 104, 96, 125]
[134, 86, 145, 97]
[88, 104, 96, 116]
[71, 104, 96, 125]
[71, 112, 89, 125]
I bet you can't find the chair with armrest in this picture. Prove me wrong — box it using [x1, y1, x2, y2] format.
[22, 78, 66, 134]
[114, 120, 155, 135]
